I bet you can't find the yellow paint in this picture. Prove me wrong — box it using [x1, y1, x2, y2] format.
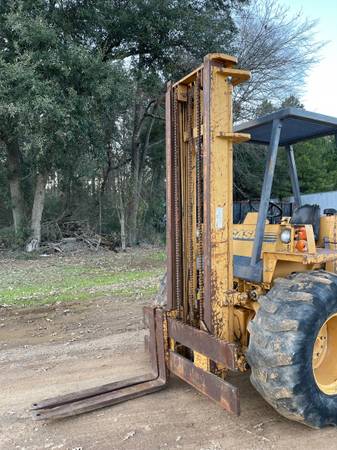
[319, 215, 337, 273]
[194, 352, 211, 371]
[207, 58, 235, 342]
[313, 312, 337, 395]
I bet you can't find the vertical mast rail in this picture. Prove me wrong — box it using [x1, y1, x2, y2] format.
[202, 55, 250, 339]
[286, 144, 301, 209]
[202, 57, 212, 331]
[187, 86, 195, 323]
[173, 89, 183, 318]
[196, 74, 205, 327]
[165, 82, 176, 310]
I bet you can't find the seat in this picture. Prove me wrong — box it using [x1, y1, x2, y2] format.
[290, 204, 320, 240]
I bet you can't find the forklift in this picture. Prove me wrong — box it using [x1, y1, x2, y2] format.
[32, 54, 337, 428]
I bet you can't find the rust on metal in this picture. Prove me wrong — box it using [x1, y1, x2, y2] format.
[172, 87, 183, 318]
[165, 82, 176, 311]
[167, 318, 238, 370]
[31, 307, 167, 420]
[32, 379, 166, 421]
[31, 374, 155, 412]
[201, 55, 213, 332]
[187, 85, 195, 324]
[144, 306, 162, 375]
[169, 350, 240, 415]
[154, 309, 167, 382]
[195, 73, 205, 328]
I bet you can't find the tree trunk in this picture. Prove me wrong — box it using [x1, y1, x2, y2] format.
[26, 172, 48, 252]
[111, 167, 127, 252]
[6, 138, 25, 233]
[128, 96, 158, 246]
[128, 198, 139, 245]
[127, 75, 144, 246]
[128, 174, 141, 246]
[120, 208, 126, 251]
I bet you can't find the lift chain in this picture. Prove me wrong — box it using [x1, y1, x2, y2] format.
[187, 86, 195, 324]
[195, 74, 204, 325]
[173, 88, 182, 318]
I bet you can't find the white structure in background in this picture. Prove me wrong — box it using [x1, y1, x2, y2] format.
[286, 191, 337, 212]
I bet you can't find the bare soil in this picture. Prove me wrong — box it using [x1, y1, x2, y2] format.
[1, 251, 337, 450]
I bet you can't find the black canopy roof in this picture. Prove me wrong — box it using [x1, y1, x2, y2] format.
[234, 107, 337, 146]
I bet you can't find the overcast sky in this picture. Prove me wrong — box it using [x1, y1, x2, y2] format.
[282, 0, 337, 116]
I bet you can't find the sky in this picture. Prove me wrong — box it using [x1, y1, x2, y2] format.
[282, 0, 337, 116]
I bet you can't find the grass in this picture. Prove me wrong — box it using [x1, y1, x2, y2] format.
[148, 249, 166, 262]
[0, 247, 165, 307]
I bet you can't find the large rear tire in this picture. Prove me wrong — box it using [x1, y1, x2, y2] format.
[247, 270, 337, 428]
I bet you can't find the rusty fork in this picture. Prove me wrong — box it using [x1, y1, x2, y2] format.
[31, 307, 167, 420]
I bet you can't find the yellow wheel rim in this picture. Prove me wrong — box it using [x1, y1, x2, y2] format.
[313, 313, 337, 395]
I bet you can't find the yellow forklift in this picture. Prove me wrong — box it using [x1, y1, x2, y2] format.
[32, 54, 337, 428]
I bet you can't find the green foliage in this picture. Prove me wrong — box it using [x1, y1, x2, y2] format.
[0, 1, 125, 171]
[0, 226, 28, 249]
[294, 137, 337, 194]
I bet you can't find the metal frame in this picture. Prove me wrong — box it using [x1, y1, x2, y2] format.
[165, 81, 176, 310]
[167, 318, 238, 371]
[169, 351, 240, 415]
[202, 54, 213, 331]
[250, 119, 282, 267]
[286, 145, 301, 209]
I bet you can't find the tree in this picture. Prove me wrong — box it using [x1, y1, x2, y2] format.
[233, 0, 323, 119]
[294, 137, 337, 195]
[0, 0, 125, 249]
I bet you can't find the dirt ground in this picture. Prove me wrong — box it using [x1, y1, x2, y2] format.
[1, 250, 337, 450]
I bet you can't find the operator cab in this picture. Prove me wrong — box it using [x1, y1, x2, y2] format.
[233, 108, 337, 284]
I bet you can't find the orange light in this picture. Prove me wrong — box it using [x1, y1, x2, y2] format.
[297, 227, 307, 240]
[295, 239, 307, 252]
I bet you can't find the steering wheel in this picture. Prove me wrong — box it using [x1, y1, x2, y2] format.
[249, 200, 283, 222]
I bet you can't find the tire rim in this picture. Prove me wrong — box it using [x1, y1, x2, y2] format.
[313, 312, 337, 395]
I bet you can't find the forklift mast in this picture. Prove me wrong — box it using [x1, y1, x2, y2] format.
[166, 53, 250, 340]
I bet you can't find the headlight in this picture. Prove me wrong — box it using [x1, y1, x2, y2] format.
[280, 228, 291, 244]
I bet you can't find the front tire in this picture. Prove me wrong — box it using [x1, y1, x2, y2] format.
[247, 270, 337, 428]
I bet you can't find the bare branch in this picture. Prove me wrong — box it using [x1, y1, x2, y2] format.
[233, 0, 325, 119]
